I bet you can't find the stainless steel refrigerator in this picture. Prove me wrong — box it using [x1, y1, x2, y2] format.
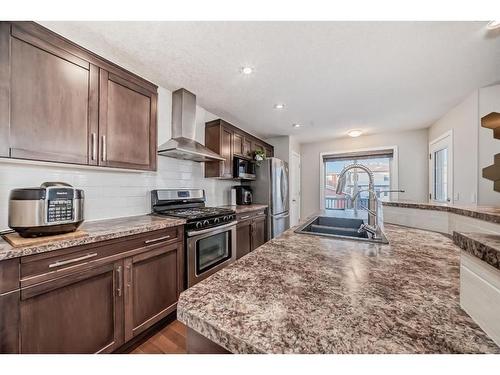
[250, 157, 290, 240]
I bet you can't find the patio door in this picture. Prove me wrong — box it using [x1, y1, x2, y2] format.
[429, 131, 453, 203]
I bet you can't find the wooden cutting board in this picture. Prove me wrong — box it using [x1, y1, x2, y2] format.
[3, 230, 88, 248]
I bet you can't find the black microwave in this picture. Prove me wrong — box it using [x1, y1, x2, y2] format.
[233, 156, 256, 180]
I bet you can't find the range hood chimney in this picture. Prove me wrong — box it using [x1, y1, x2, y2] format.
[158, 88, 225, 162]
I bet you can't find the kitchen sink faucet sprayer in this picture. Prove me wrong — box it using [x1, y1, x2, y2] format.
[335, 163, 404, 240]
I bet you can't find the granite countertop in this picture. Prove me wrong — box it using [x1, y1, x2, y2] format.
[0, 215, 186, 261]
[219, 204, 268, 214]
[178, 223, 499, 353]
[382, 200, 500, 224]
[453, 232, 500, 270]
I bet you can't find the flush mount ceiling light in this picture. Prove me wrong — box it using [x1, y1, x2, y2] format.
[347, 129, 363, 137]
[274, 103, 285, 110]
[486, 20, 500, 30]
[241, 66, 254, 75]
[292, 123, 301, 128]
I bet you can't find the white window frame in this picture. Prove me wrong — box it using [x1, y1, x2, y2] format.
[428, 130, 453, 203]
[319, 146, 399, 210]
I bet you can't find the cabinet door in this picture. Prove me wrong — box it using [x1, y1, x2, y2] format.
[265, 146, 273, 158]
[251, 216, 267, 251]
[253, 142, 265, 156]
[233, 133, 244, 156]
[243, 138, 252, 157]
[9, 31, 96, 164]
[20, 262, 123, 354]
[124, 242, 181, 341]
[99, 70, 157, 170]
[220, 126, 233, 178]
[236, 220, 252, 259]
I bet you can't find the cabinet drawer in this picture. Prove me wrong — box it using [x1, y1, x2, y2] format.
[236, 210, 266, 222]
[20, 226, 182, 285]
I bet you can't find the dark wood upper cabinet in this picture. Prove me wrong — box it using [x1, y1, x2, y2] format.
[0, 22, 158, 171]
[20, 262, 124, 354]
[9, 30, 93, 164]
[123, 241, 182, 341]
[205, 119, 274, 179]
[99, 71, 157, 170]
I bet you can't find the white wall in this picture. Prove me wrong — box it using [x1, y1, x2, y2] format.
[0, 87, 236, 231]
[300, 129, 429, 218]
[478, 85, 500, 206]
[428, 91, 479, 204]
[428, 84, 500, 206]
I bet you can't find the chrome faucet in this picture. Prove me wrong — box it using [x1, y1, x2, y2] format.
[335, 163, 380, 238]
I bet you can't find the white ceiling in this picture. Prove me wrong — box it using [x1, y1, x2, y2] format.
[40, 21, 500, 143]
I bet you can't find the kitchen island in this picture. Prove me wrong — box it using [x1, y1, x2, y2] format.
[177, 222, 500, 353]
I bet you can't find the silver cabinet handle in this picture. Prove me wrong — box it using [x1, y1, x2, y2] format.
[240, 215, 250, 219]
[116, 265, 122, 297]
[48, 252, 98, 268]
[126, 264, 132, 288]
[101, 135, 107, 162]
[144, 235, 171, 244]
[91, 133, 97, 161]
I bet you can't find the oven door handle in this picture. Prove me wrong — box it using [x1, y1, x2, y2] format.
[186, 221, 237, 237]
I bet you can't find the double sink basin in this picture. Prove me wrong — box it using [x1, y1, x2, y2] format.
[295, 215, 388, 244]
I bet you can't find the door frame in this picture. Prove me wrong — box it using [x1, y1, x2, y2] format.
[428, 130, 453, 203]
[319, 146, 399, 210]
[290, 151, 301, 226]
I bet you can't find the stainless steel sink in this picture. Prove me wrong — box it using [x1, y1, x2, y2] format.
[295, 216, 388, 244]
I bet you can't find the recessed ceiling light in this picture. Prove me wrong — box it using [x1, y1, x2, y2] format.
[274, 103, 285, 110]
[486, 20, 500, 30]
[241, 66, 253, 75]
[292, 123, 301, 128]
[347, 129, 363, 137]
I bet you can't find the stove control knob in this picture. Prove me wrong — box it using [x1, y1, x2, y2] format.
[196, 222, 202, 229]
[223, 216, 228, 222]
[203, 220, 209, 227]
[214, 218, 220, 224]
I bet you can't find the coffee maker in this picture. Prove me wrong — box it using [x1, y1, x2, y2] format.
[232, 186, 253, 205]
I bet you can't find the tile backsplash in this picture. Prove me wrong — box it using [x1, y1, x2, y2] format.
[0, 157, 236, 231]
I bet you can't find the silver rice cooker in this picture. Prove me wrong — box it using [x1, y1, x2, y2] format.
[8, 182, 84, 238]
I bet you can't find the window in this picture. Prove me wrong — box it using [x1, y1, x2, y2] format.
[321, 149, 395, 210]
[429, 131, 452, 203]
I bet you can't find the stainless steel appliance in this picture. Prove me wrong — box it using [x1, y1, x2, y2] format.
[8, 182, 84, 237]
[157, 89, 225, 162]
[233, 186, 253, 205]
[151, 189, 236, 288]
[233, 156, 256, 180]
[250, 158, 290, 239]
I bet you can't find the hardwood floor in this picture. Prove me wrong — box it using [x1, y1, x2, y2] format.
[129, 319, 187, 354]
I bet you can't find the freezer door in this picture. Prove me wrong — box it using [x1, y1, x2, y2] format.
[271, 159, 289, 215]
[270, 211, 290, 239]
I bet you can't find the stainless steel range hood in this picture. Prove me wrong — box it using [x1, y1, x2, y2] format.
[158, 88, 225, 162]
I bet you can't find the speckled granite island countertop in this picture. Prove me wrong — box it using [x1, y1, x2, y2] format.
[177, 224, 500, 353]
[382, 200, 500, 224]
[0, 215, 186, 261]
[453, 232, 500, 270]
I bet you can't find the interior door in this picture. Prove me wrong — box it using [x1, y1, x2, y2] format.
[429, 132, 453, 203]
[290, 152, 301, 226]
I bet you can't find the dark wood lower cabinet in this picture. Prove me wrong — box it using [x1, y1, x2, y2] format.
[236, 210, 267, 259]
[20, 262, 123, 354]
[236, 220, 252, 259]
[124, 242, 182, 342]
[0, 226, 184, 354]
[252, 216, 266, 250]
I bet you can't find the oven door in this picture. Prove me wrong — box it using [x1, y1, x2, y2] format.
[186, 221, 237, 287]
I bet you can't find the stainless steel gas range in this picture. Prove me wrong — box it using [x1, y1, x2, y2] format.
[151, 189, 236, 288]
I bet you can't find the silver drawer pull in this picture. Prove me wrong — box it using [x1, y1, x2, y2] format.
[144, 235, 171, 244]
[48, 252, 98, 268]
[240, 215, 251, 219]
